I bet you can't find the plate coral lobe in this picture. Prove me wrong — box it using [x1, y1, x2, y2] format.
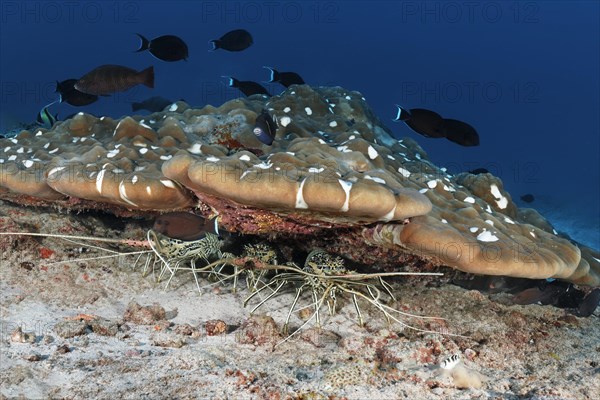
[0, 85, 597, 286]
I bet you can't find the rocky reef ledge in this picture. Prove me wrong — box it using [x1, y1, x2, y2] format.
[0, 86, 598, 285]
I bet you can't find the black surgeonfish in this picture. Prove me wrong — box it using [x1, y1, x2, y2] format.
[56, 79, 99, 106]
[393, 106, 445, 138]
[210, 29, 253, 52]
[443, 118, 480, 146]
[263, 66, 304, 87]
[520, 194, 535, 203]
[253, 110, 277, 145]
[393, 105, 480, 146]
[132, 96, 173, 112]
[136, 34, 188, 62]
[36, 100, 59, 128]
[223, 77, 270, 97]
[75, 65, 154, 96]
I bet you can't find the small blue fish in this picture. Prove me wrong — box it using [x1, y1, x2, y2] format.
[253, 110, 277, 145]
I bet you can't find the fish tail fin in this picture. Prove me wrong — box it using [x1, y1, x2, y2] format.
[204, 217, 220, 236]
[393, 104, 411, 121]
[136, 33, 150, 52]
[209, 40, 219, 51]
[221, 76, 236, 87]
[263, 66, 278, 82]
[140, 66, 154, 88]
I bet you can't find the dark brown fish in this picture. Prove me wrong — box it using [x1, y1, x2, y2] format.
[153, 212, 218, 241]
[75, 65, 154, 96]
[512, 287, 560, 305]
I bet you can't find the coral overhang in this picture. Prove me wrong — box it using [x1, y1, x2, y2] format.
[0, 85, 598, 285]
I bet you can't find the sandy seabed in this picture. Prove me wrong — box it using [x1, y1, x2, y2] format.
[0, 200, 598, 400]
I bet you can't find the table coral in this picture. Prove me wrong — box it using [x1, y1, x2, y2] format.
[0, 86, 598, 285]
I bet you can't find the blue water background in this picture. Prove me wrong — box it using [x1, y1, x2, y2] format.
[0, 1, 598, 249]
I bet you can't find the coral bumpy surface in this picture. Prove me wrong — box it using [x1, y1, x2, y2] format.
[0, 86, 598, 285]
